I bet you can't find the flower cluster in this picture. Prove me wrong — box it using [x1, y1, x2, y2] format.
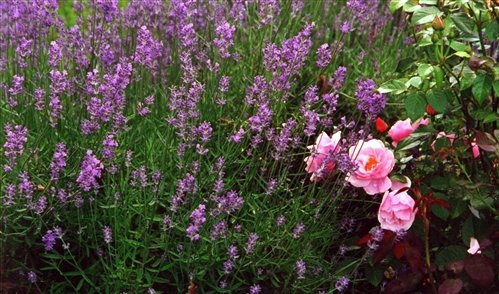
[76, 150, 104, 192]
[3, 124, 28, 172]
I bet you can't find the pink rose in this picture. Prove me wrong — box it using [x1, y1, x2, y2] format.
[388, 118, 429, 147]
[467, 237, 481, 255]
[390, 176, 411, 191]
[471, 138, 480, 158]
[304, 131, 341, 182]
[347, 139, 395, 195]
[378, 189, 417, 232]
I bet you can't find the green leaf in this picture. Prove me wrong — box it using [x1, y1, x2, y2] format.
[450, 41, 467, 52]
[454, 51, 471, 58]
[493, 80, 499, 96]
[462, 216, 474, 246]
[396, 57, 415, 73]
[378, 78, 409, 94]
[365, 266, 384, 286]
[405, 92, 426, 120]
[390, 0, 409, 13]
[412, 6, 443, 25]
[403, 0, 421, 13]
[406, 76, 422, 88]
[472, 73, 492, 104]
[435, 245, 468, 270]
[485, 20, 499, 41]
[417, 63, 434, 77]
[427, 89, 448, 112]
[431, 204, 450, 220]
[451, 13, 478, 40]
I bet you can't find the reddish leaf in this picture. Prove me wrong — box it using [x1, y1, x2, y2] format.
[393, 242, 407, 260]
[373, 231, 396, 263]
[438, 279, 463, 294]
[376, 117, 388, 133]
[356, 234, 372, 246]
[464, 255, 495, 289]
[404, 245, 424, 271]
[475, 130, 497, 152]
[385, 271, 423, 294]
[431, 198, 451, 211]
[444, 260, 464, 274]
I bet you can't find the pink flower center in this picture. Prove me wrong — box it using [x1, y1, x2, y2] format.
[364, 156, 378, 171]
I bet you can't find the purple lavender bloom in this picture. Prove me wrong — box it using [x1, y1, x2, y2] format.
[272, 118, 298, 159]
[130, 166, 148, 187]
[304, 86, 319, 105]
[35, 196, 47, 215]
[210, 220, 228, 240]
[227, 244, 239, 260]
[102, 226, 113, 244]
[34, 88, 45, 111]
[292, 223, 305, 239]
[3, 124, 27, 172]
[340, 21, 351, 34]
[230, 0, 246, 22]
[334, 152, 358, 174]
[102, 133, 118, 161]
[276, 215, 286, 226]
[7, 75, 24, 107]
[223, 260, 234, 274]
[50, 143, 68, 181]
[371, 226, 384, 242]
[229, 128, 245, 143]
[216, 190, 244, 214]
[186, 203, 206, 241]
[291, 0, 304, 17]
[42, 229, 57, 251]
[213, 21, 236, 59]
[303, 110, 319, 137]
[15, 37, 33, 68]
[355, 79, 386, 118]
[48, 41, 61, 68]
[80, 119, 101, 136]
[248, 103, 273, 133]
[316, 44, 332, 68]
[330, 66, 348, 90]
[335, 276, 350, 292]
[95, 0, 119, 22]
[195, 122, 213, 143]
[162, 215, 172, 231]
[263, 23, 314, 91]
[338, 244, 348, 255]
[249, 283, 262, 294]
[76, 150, 104, 192]
[3, 184, 16, 206]
[27, 271, 37, 283]
[296, 259, 306, 279]
[395, 229, 407, 242]
[266, 178, 278, 195]
[18, 172, 34, 200]
[134, 26, 163, 70]
[244, 233, 259, 254]
[57, 188, 69, 203]
[219, 76, 230, 93]
[257, 0, 280, 25]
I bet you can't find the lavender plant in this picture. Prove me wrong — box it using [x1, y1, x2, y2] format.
[0, 1, 413, 293]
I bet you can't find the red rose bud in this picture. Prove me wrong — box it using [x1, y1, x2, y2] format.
[432, 16, 445, 31]
[375, 117, 388, 133]
[426, 105, 437, 116]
